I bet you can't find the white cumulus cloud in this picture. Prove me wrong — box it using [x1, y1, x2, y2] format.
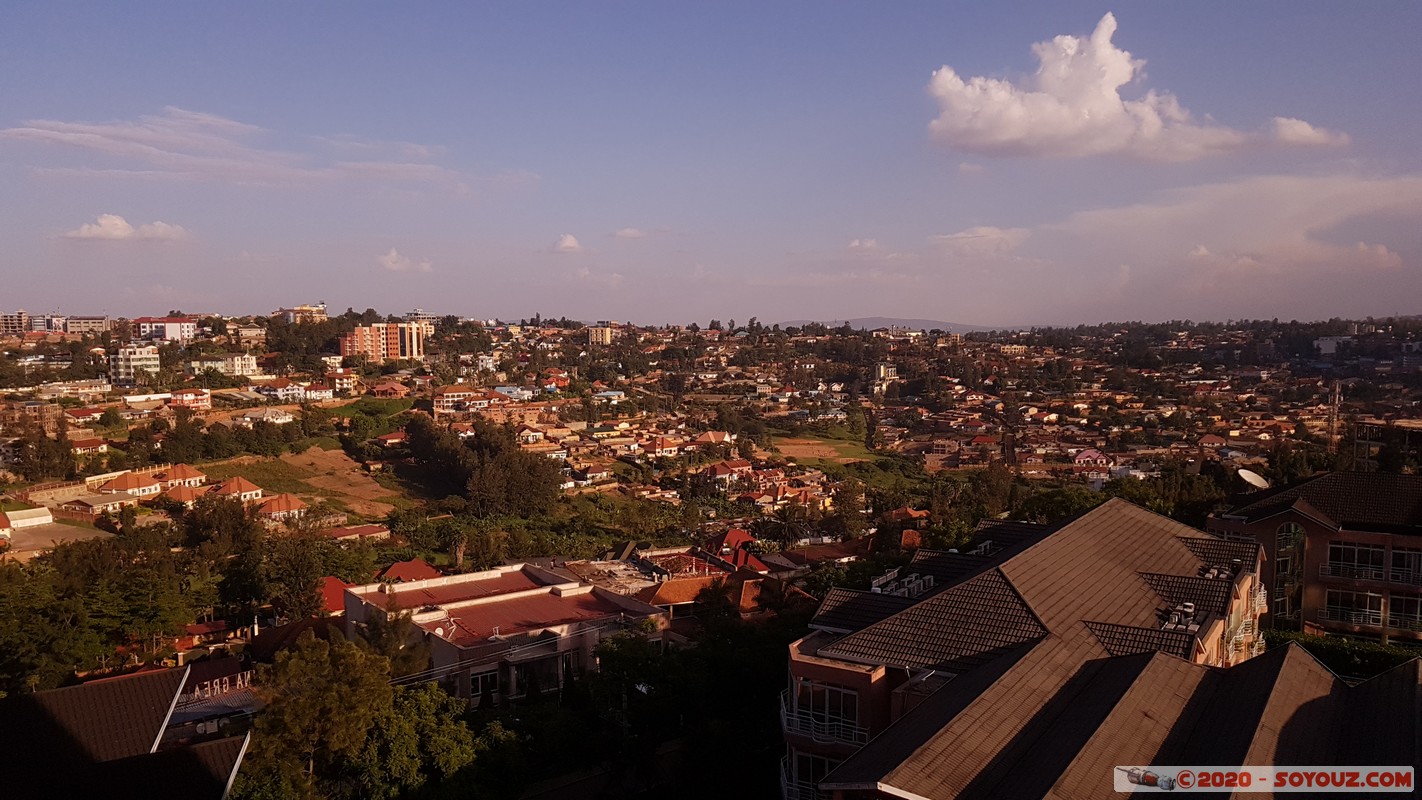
[929, 226, 1030, 256]
[63, 213, 189, 240]
[554, 233, 584, 253]
[927, 13, 1348, 160]
[377, 248, 433, 273]
[848, 238, 879, 252]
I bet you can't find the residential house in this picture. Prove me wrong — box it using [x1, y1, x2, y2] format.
[98, 471, 163, 498]
[343, 564, 667, 708]
[258, 493, 306, 522]
[212, 477, 263, 504]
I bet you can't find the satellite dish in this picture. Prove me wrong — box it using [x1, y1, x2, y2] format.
[1238, 468, 1271, 490]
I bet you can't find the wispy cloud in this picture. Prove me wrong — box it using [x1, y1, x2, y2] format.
[848, 238, 879, 252]
[376, 248, 433, 273]
[1, 106, 470, 188]
[63, 213, 189, 241]
[574, 266, 624, 287]
[614, 227, 649, 239]
[927, 13, 1348, 160]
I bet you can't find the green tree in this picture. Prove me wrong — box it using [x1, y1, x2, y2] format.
[346, 683, 476, 799]
[239, 631, 394, 796]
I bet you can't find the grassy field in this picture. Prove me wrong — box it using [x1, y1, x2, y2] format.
[202, 459, 321, 495]
[773, 433, 876, 467]
[1, 498, 38, 512]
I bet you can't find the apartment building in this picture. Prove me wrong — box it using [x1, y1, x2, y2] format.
[1207, 471, 1422, 643]
[781, 500, 1269, 800]
[187, 352, 260, 377]
[339, 321, 432, 363]
[110, 345, 161, 385]
[343, 564, 667, 707]
[133, 316, 197, 343]
[64, 316, 112, 335]
[272, 303, 328, 324]
[588, 326, 614, 346]
[0, 310, 29, 336]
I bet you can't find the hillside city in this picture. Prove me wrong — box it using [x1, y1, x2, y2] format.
[1, 305, 1420, 798]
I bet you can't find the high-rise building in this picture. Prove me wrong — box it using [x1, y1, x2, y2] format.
[339, 321, 432, 363]
[110, 345, 161, 385]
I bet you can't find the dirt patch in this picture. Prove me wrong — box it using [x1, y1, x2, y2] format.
[280, 447, 397, 517]
[4, 523, 113, 562]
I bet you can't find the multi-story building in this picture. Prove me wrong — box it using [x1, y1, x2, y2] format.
[343, 564, 667, 707]
[64, 316, 112, 335]
[0, 310, 30, 336]
[588, 326, 614, 346]
[187, 353, 260, 377]
[782, 500, 1269, 800]
[133, 316, 197, 344]
[109, 345, 161, 385]
[1207, 471, 1422, 643]
[339, 321, 432, 363]
[272, 303, 328, 324]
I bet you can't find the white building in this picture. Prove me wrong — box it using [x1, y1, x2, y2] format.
[188, 353, 260, 377]
[110, 345, 161, 385]
[134, 317, 197, 344]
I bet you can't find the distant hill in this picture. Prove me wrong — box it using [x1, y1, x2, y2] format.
[776, 317, 1003, 333]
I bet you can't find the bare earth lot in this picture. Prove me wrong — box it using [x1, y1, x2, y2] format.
[4, 523, 112, 562]
[278, 447, 398, 518]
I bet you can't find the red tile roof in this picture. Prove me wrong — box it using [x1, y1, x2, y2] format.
[376, 558, 443, 584]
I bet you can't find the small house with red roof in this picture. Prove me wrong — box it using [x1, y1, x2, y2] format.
[98, 471, 163, 498]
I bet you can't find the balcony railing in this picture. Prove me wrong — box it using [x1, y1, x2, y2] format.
[780, 690, 870, 746]
[1386, 616, 1422, 633]
[1388, 569, 1422, 587]
[1319, 563, 1386, 581]
[1318, 607, 1384, 626]
[780, 758, 830, 800]
[1229, 619, 1258, 652]
[1251, 586, 1268, 614]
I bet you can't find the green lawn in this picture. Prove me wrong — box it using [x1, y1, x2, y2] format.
[1, 498, 38, 512]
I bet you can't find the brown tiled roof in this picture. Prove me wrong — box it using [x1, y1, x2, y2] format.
[817, 569, 1047, 672]
[1138, 572, 1233, 615]
[1177, 535, 1260, 572]
[1083, 620, 1194, 659]
[826, 643, 1422, 800]
[82, 733, 249, 798]
[810, 588, 917, 633]
[1223, 471, 1422, 533]
[0, 667, 188, 764]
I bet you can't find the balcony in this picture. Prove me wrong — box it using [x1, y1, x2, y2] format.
[1388, 569, 1422, 587]
[1229, 619, 1258, 652]
[781, 757, 829, 800]
[780, 690, 870, 746]
[1318, 607, 1384, 626]
[1319, 563, 1385, 581]
[1251, 586, 1268, 614]
[1386, 616, 1422, 633]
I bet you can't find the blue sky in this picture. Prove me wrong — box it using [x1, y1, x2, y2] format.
[3, 2, 1420, 325]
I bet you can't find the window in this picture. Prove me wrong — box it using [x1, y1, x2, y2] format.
[1392, 548, 1422, 584]
[473, 671, 500, 695]
[789, 748, 844, 785]
[1390, 593, 1422, 631]
[1326, 542, 1385, 579]
[1325, 589, 1383, 625]
[792, 678, 859, 726]
[1276, 523, 1304, 553]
